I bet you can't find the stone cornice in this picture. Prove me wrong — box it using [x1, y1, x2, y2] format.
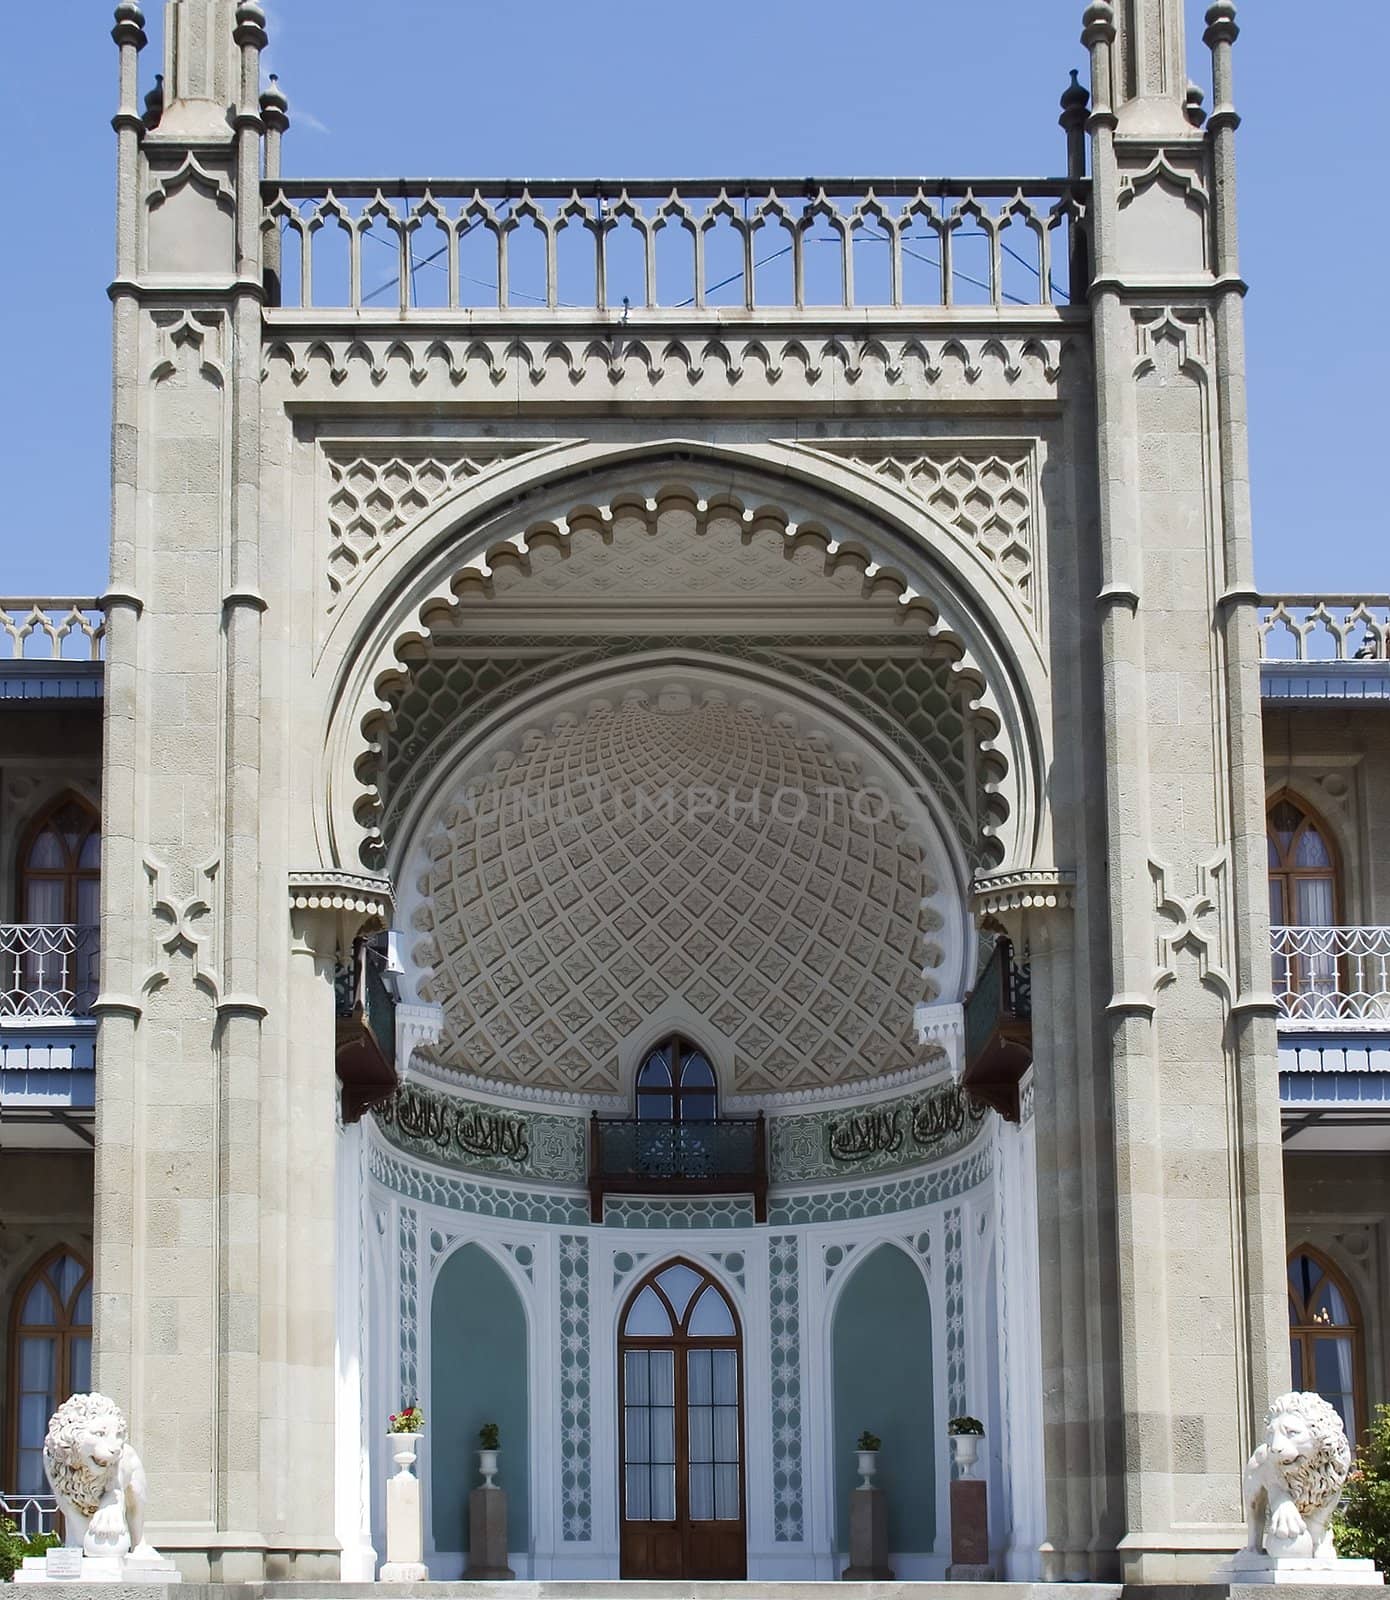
[973, 868, 1076, 917]
[288, 869, 394, 922]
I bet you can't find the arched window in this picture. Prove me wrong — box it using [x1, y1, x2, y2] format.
[1288, 1247, 1363, 1439]
[7, 1249, 92, 1493]
[1268, 794, 1339, 928]
[13, 794, 101, 1013]
[635, 1037, 717, 1122]
[618, 1260, 744, 1578]
[17, 794, 101, 925]
[1268, 794, 1341, 1015]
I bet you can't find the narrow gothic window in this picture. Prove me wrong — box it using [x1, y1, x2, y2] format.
[17, 794, 101, 926]
[1267, 795, 1338, 928]
[7, 1249, 93, 1493]
[1288, 1248, 1363, 1439]
[635, 1039, 718, 1122]
[1267, 794, 1341, 1014]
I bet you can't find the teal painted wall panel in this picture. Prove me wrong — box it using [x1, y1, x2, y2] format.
[832, 1243, 935, 1553]
[430, 1244, 529, 1554]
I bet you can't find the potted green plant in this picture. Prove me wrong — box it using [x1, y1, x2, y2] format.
[856, 1429, 882, 1488]
[478, 1421, 501, 1487]
[948, 1414, 984, 1476]
[386, 1404, 425, 1476]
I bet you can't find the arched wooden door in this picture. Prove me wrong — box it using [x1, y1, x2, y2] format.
[618, 1260, 746, 1579]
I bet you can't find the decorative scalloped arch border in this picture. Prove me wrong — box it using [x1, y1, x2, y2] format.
[313, 441, 1050, 884]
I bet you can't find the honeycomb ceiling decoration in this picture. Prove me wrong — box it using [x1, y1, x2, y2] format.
[412, 686, 943, 1096]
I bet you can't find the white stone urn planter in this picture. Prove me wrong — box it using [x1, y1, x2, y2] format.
[478, 1446, 499, 1487]
[856, 1448, 878, 1489]
[380, 1429, 428, 1582]
[387, 1429, 423, 1475]
[950, 1430, 982, 1476]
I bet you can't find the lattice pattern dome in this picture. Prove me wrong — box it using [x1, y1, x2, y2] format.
[411, 687, 943, 1094]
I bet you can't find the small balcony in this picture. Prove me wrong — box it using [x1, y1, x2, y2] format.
[0, 925, 99, 1019]
[588, 1113, 767, 1223]
[962, 936, 1032, 1121]
[335, 935, 398, 1124]
[1271, 926, 1390, 1025]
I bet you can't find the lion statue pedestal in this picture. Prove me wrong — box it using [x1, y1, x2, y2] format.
[1223, 1391, 1382, 1587]
[14, 1394, 181, 1585]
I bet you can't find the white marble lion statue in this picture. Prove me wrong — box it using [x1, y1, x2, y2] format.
[43, 1393, 159, 1561]
[1243, 1390, 1353, 1559]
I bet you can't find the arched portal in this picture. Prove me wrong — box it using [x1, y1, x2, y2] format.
[618, 1259, 745, 1579]
[318, 456, 1046, 881]
[430, 1245, 529, 1564]
[831, 1243, 934, 1557]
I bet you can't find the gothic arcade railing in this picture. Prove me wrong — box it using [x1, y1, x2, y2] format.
[1271, 926, 1390, 1024]
[1257, 597, 1390, 662]
[261, 177, 1089, 315]
[0, 926, 100, 1019]
[0, 600, 104, 661]
[589, 1113, 767, 1222]
[0, 1492, 60, 1539]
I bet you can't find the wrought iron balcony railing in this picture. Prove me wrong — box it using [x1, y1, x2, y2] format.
[0, 925, 100, 1019]
[588, 1112, 767, 1223]
[334, 934, 399, 1123]
[261, 176, 1089, 316]
[962, 936, 1032, 1121]
[1271, 926, 1390, 1025]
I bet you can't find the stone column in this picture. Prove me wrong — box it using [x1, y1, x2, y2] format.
[92, 1, 344, 1578]
[1082, 0, 1287, 1579]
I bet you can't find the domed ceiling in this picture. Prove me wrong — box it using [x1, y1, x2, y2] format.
[410, 685, 946, 1096]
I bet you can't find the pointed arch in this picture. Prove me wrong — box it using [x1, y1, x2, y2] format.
[15, 790, 101, 925]
[1287, 1243, 1365, 1439]
[618, 1258, 745, 1578]
[830, 1241, 935, 1554]
[5, 1245, 93, 1492]
[1266, 788, 1342, 927]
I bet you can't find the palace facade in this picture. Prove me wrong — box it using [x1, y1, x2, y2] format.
[1, 0, 1387, 1585]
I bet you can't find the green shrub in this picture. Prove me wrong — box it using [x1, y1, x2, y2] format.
[1335, 1403, 1390, 1572]
[0, 1517, 59, 1583]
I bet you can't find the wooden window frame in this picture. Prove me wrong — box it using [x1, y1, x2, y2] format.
[634, 1037, 719, 1124]
[5, 1245, 93, 1488]
[16, 792, 101, 924]
[1267, 788, 1342, 927]
[1287, 1243, 1366, 1439]
[617, 1259, 747, 1579]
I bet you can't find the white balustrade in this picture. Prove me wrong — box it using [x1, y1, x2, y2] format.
[0, 600, 104, 661]
[0, 926, 100, 1019]
[1270, 926, 1390, 1023]
[1258, 596, 1390, 663]
[262, 176, 1089, 315]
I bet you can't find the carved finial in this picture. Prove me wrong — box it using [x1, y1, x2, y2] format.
[111, 1, 146, 47]
[143, 72, 164, 130]
[260, 72, 289, 130]
[234, 0, 268, 49]
[1081, 1, 1115, 46]
[1060, 68, 1090, 117]
[1204, 0, 1239, 45]
[1183, 82, 1207, 126]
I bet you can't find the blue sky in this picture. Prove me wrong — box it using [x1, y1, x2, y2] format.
[1, 1, 1384, 594]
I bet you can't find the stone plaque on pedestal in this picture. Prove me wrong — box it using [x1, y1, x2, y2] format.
[842, 1485, 893, 1580]
[464, 1483, 515, 1580]
[947, 1476, 995, 1580]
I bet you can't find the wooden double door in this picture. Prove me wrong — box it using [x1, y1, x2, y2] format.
[618, 1260, 746, 1579]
